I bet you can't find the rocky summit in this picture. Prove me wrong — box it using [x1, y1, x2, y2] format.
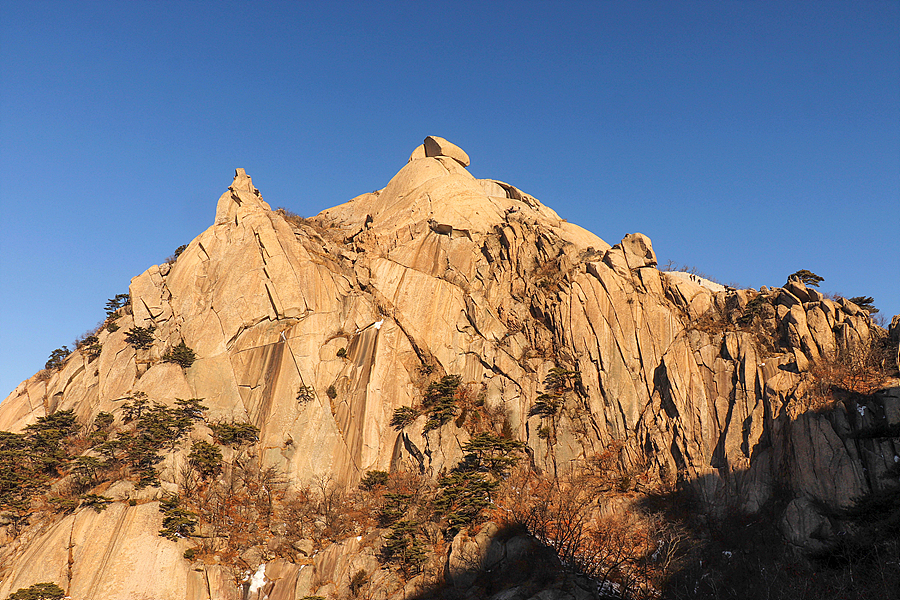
[1, 138, 898, 600]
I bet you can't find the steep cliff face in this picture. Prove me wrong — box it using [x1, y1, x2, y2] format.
[1, 137, 897, 599]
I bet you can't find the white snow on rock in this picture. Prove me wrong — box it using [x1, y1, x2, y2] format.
[249, 563, 267, 594]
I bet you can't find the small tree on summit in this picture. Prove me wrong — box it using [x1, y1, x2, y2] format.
[848, 296, 879, 314]
[44, 347, 71, 371]
[787, 269, 824, 287]
[105, 293, 130, 317]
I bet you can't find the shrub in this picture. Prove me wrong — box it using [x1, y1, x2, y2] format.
[159, 494, 198, 540]
[6, 582, 66, 600]
[165, 244, 188, 264]
[109, 395, 208, 486]
[336, 347, 347, 358]
[106, 321, 120, 333]
[390, 406, 418, 430]
[810, 340, 892, 402]
[787, 269, 824, 287]
[209, 420, 259, 447]
[326, 385, 337, 400]
[163, 340, 196, 368]
[124, 325, 155, 350]
[380, 519, 426, 575]
[275, 207, 313, 228]
[104, 293, 130, 318]
[47, 496, 79, 514]
[44, 347, 71, 371]
[736, 294, 770, 327]
[529, 393, 561, 418]
[183, 548, 196, 560]
[349, 569, 368, 596]
[92, 411, 114, 431]
[188, 440, 222, 480]
[423, 375, 461, 431]
[848, 295, 879, 314]
[79, 493, 113, 512]
[297, 385, 315, 404]
[359, 469, 389, 490]
[76, 334, 102, 360]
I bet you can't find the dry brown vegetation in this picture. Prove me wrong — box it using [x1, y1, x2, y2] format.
[488, 442, 689, 599]
[811, 337, 894, 398]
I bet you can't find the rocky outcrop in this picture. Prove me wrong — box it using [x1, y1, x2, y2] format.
[1, 137, 897, 598]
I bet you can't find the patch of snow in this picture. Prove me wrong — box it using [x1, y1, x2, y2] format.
[857, 404, 866, 416]
[723, 550, 733, 558]
[894, 455, 899, 463]
[374, 319, 384, 330]
[357, 535, 362, 541]
[249, 563, 267, 594]
[663, 270, 726, 293]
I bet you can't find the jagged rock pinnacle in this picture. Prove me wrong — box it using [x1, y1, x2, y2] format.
[214, 167, 270, 225]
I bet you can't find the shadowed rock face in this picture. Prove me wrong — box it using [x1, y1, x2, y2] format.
[1, 138, 896, 599]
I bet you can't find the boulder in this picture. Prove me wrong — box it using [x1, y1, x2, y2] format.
[408, 143, 426, 162]
[780, 497, 832, 551]
[423, 135, 470, 167]
[784, 280, 813, 303]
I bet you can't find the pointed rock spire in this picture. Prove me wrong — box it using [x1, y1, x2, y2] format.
[214, 168, 271, 225]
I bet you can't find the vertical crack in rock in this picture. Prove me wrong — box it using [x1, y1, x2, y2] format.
[264, 283, 281, 320]
[84, 505, 129, 599]
[333, 325, 381, 481]
[66, 517, 76, 594]
[254, 232, 269, 265]
[250, 335, 285, 427]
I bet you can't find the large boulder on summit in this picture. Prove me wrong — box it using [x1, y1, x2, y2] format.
[423, 135, 471, 167]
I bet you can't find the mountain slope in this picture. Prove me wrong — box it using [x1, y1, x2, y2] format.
[1, 137, 897, 600]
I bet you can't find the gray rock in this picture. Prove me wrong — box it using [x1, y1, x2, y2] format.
[780, 497, 832, 551]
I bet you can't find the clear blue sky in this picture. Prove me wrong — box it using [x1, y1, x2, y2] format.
[1, 1, 898, 398]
